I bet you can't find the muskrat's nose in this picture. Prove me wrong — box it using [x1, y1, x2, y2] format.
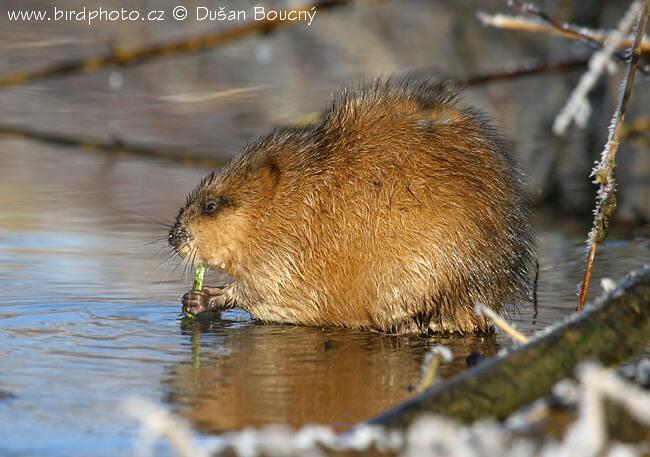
[168, 222, 190, 251]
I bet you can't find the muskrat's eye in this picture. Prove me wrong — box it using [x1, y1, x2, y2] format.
[203, 200, 220, 215]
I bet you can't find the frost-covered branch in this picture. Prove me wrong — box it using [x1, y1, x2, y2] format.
[576, 0, 649, 312]
[476, 11, 650, 54]
[553, 1, 643, 135]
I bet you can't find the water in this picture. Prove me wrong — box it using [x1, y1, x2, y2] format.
[0, 141, 648, 457]
[1, 1, 647, 454]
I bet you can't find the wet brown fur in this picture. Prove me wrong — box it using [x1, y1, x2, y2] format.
[169, 79, 535, 334]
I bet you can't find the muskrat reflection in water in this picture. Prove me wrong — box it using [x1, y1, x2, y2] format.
[168, 79, 534, 334]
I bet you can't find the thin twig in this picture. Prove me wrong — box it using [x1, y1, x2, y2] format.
[514, 1, 611, 48]
[576, 0, 649, 312]
[416, 346, 453, 393]
[510, 0, 650, 66]
[532, 258, 540, 322]
[0, 0, 353, 88]
[476, 11, 650, 54]
[475, 304, 529, 344]
[457, 57, 588, 86]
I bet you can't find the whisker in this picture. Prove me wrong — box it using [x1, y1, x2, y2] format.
[144, 236, 169, 247]
[180, 246, 195, 282]
[172, 256, 185, 278]
[152, 248, 177, 273]
[156, 249, 185, 287]
[118, 211, 178, 231]
[190, 244, 198, 265]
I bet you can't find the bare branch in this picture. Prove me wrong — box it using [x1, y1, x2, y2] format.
[457, 57, 588, 86]
[0, 124, 225, 168]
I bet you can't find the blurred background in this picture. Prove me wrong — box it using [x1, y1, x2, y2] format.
[0, 1, 648, 456]
[1, 0, 648, 220]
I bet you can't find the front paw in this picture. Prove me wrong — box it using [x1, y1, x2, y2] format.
[181, 286, 231, 315]
[182, 289, 212, 315]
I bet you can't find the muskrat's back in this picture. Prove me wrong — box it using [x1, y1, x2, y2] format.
[169, 80, 534, 334]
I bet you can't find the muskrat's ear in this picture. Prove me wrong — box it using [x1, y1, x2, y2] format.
[258, 157, 281, 191]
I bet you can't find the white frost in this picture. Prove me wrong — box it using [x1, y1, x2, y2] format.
[552, 1, 642, 135]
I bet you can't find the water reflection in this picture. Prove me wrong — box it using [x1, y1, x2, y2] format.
[164, 315, 498, 433]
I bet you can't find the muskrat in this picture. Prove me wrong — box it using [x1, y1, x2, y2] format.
[168, 79, 534, 334]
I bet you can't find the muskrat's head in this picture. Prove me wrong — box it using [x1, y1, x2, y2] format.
[168, 153, 280, 276]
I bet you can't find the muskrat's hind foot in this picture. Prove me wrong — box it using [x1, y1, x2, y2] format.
[182, 285, 234, 315]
